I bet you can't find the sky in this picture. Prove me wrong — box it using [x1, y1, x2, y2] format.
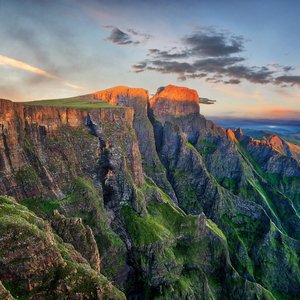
[0, 0, 299, 119]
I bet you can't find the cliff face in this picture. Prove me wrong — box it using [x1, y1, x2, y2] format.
[229, 129, 300, 213]
[51, 210, 101, 273]
[0, 99, 142, 201]
[150, 85, 200, 122]
[91, 86, 178, 202]
[148, 85, 300, 297]
[0, 86, 299, 300]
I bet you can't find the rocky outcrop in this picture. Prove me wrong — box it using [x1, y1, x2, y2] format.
[228, 129, 300, 213]
[150, 85, 200, 122]
[51, 210, 101, 272]
[0, 196, 125, 299]
[91, 85, 149, 118]
[265, 134, 300, 160]
[232, 129, 300, 175]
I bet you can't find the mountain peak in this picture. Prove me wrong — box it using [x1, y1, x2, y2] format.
[150, 85, 200, 120]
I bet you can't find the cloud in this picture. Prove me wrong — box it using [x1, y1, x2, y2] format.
[183, 28, 244, 57]
[106, 27, 136, 45]
[132, 27, 298, 87]
[133, 56, 287, 86]
[275, 75, 300, 87]
[200, 97, 216, 104]
[225, 65, 273, 84]
[0, 55, 84, 90]
[148, 48, 189, 59]
[224, 79, 241, 84]
[105, 26, 151, 45]
[127, 28, 152, 40]
[132, 61, 148, 73]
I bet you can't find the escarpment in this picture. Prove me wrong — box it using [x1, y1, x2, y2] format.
[91, 86, 178, 202]
[150, 85, 200, 121]
[0, 85, 299, 299]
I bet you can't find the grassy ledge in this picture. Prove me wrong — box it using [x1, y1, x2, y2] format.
[21, 97, 117, 109]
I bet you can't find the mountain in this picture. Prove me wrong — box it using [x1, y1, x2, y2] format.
[0, 85, 299, 300]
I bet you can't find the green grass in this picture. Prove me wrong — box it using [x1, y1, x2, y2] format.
[196, 139, 217, 155]
[206, 219, 227, 241]
[15, 166, 38, 187]
[121, 205, 172, 247]
[22, 97, 116, 109]
[216, 177, 238, 194]
[21, 198, 61, 218]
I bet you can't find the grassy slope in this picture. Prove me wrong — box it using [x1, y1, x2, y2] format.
[21, 96, 116, 109]
[0, 195, 125, 300]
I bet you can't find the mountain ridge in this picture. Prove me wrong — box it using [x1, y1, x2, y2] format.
[0, 85, 299, 299]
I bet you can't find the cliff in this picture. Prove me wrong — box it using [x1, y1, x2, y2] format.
[150, 85, 200, 122]
[0, 86, 299, 299]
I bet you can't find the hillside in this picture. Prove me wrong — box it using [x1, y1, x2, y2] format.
[0, 85, 299, 300]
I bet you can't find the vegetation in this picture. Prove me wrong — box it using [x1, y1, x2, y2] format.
[22, 97, 116, 109]
[216, 177, 238, 194]
[0, 195, 125, 299]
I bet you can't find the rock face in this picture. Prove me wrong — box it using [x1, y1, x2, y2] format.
[51, 210, 101, 272]
[0, 98, 142, 201]
[91, 86, 149, 118]
[150, 85, 200, 122]
[229, 129, 300, 213]
[91, 86, 178, 202]
[0, 85, 299, 299]
[0, 196, 125, 299]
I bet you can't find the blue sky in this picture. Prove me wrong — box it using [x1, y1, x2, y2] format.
[0, 0, 299, 118]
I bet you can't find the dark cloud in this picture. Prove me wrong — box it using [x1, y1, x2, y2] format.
[200, 97, 217, 104]
[193, 57, 245, 72]
[105, 26, 152, 45]
[132, 61, 147, 73]
[106, 27, 136, 45]
[148, 48, 189, 59]
[147, 60, 195, 74]
[275, 75, 300, 86]
[225, 65, 273, 84]
[183, 29, 244, 57]
[133, 56, 293, 86]
[130, 27, 299, 87]
[224, 79, 241, 84]
[283, 66, 295, 72]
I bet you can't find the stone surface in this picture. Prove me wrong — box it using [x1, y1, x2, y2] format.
[51, 210, 101, 272]
[150, 85, 200, 122]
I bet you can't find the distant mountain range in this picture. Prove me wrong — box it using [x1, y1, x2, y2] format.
[209, 116, 300, 145]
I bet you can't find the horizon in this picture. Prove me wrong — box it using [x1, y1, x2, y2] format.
[0, 0, 299, 119]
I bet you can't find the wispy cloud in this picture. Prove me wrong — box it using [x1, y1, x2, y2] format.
[0, 55, 84, 90]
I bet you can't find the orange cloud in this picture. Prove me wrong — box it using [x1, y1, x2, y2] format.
[0, 55, 84, 91]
